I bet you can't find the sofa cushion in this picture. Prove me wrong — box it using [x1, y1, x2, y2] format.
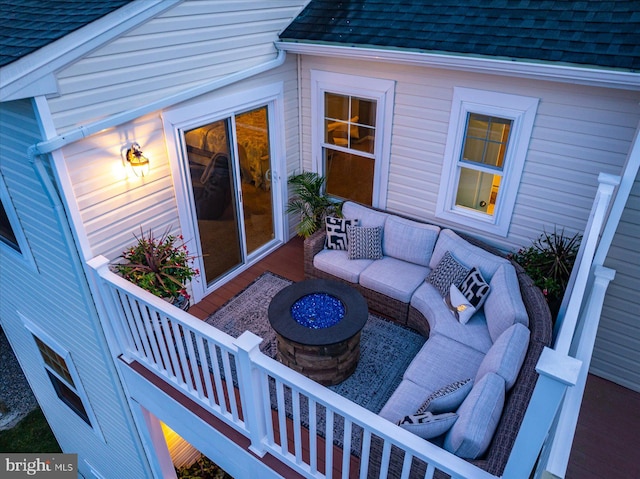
[444, 372, 506, 459]
[398, 412, 459, 439]
[445, 284, 476, 325]
[313, 249, 373, 283]
[416, 378, 473, 415]
[460, 267, 491, 309]
[359, 257, 430, 303]
[379, 378, 434, 423]
[475, 323, 530, 390]
[411, 283, 494, 353]
[347, 225, 383, 260]
[426, 251, 470, 296]
[325, 216, 359, 250]
[342, 201, 388, 228]
[430, 229, 508, 281]
[403, 333, 485, 391]
[484, 264, 529, 342]
[382, 215, 440, 267]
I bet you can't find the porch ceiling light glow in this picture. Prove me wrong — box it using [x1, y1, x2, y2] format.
[126, 142, 150, 177]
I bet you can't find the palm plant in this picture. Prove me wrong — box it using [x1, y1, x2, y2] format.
[286, 172, 342, 238]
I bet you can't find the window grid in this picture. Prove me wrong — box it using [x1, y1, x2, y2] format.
[35, 336, 75, 385]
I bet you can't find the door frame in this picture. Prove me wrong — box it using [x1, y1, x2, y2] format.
[162, 82, 287, 302]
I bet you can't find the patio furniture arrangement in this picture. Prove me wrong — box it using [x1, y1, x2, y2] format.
[304, 201, 553, 476]
[268, 279, 368, 385]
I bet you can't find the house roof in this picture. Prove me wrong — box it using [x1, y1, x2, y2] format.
[0, 0, 133, 68]
[280, 0, 640, 71]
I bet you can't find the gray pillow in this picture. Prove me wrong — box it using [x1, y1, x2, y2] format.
[347, 225, 383, 260]
[426, 251, 470, 297]
[397, 412, 459, 439]
[416, 378, 473, 414]
[475, 323, 530, 390]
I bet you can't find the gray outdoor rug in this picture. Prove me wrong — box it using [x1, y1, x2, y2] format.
[205, 271, 426, 415]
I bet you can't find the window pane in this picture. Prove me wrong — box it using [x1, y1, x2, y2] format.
[325, 93, 349, 121]
[352, 97, 376, 127]
[0, 200, 19, 251]
[35, 337, 75, 386]
[351, 126, 375, 154]
[455, 167, 501, 215]
[462, 113, 511, 169]
[46, 370, 90, 425]
[325, 149, 374, 205]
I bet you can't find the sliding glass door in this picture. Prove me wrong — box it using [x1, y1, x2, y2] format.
[183, 105, 275, 287]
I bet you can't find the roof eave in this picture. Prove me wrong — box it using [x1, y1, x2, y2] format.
[0, 0, 182, 102]
[277, 40, 640, 91]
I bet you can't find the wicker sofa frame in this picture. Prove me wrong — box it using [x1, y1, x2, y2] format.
[303, 219, 553, 477]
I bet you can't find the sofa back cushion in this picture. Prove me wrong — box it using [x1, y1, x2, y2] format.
[444, 372, 505, 459]
[383, 215, 440, 266]
[475, 323, 530, 390]
[484, 264, 529, 343]
[342, 201, 388, 228]
[430, 229, 508, 281]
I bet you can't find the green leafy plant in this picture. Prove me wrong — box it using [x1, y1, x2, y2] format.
[511, 228, 581, 307]
[175, 454, 232, 479]
[114, 228, 199, 301]
[286, 171, 343, 238]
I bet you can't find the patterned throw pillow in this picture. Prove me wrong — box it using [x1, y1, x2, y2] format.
[460, 267, 491, 309]
[416, 378, 473, 414]
[444, 285, 477, 324]
[397, 412, 459, 439]
[325, 217, 360, 250]
[347, 225, 383, 260]
[426, 251, 470, 297]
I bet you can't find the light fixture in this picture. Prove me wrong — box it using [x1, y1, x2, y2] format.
[126, 142, 150, 177]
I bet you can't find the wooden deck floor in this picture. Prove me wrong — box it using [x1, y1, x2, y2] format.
[190, 236, 640, 479]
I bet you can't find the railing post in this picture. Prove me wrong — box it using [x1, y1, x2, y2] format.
[502, 348, 581, 479]
[539, 265, 615, 478]
[86, 255, 135, 362]
[234, 331, 268, 457]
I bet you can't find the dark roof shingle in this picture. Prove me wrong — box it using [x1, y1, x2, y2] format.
[280, 0, 640, 71]
[0, 0, 133, 68]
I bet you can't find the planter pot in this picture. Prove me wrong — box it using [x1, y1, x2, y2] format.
[164, 294, 190, 312]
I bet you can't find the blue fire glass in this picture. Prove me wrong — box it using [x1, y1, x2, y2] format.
[290, 293, 345, 329]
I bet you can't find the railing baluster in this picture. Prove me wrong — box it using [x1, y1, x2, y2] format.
[341, 419, 352, 479]
[325, 411, 334, 479]
[169, 321, 189, 386]
[309, 399, 318, 474]
[221, 350, 239, 419]
[292, 389, 302, 464]
[275, 379, 289, 457]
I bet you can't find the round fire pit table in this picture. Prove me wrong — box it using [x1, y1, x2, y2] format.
[268, 279, 368, 386]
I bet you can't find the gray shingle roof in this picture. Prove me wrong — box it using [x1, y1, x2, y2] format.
[280, 0, 640, 71]
[0, 1, 133, 68]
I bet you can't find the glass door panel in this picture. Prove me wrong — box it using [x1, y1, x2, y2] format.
[184, 120, 242, 284]
[236, 106, 274, 254]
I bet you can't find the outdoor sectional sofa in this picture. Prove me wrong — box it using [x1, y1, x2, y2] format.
[304, 201, 553, 477]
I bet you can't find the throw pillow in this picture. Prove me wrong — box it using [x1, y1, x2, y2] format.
[325, 217, 360, 250]
[397, 412, 459, 440]
[426, 251, 470, 297]
[416, 378, 473, 415]
[444, 285, 477, 324]
[347, 225, 383, 260]
[460, 267, 491, 309]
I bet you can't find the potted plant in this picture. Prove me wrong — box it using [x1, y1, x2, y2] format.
[510, 227, 581, 319]
[286, 171, 343, 238]
[114, 228, 199, 310]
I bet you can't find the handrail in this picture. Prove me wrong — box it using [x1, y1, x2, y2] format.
[87, 255, 500, 478]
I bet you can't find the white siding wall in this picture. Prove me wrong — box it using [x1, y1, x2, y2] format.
[0, 99, 150, 479]
[592, 170, 640, 391]
[62, 56, 300, 261]
[298, 55, 640, 252]
[47, 0, 310, 133]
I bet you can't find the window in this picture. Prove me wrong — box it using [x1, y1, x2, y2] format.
[436, 88, 539, 236]
[34, 335, 92, 426]
[312, 71, 394, 207]
[0, 199, 19, 251]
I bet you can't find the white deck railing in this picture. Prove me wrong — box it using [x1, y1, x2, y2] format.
[87, 255, 497, 478]
[85, 179, 620, 479]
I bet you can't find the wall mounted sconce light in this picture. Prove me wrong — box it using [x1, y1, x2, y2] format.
[126, 142, 150, 177]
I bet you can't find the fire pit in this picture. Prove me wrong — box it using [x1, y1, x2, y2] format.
[268, 279, 368, 385]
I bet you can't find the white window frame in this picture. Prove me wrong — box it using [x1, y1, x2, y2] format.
[0, 174, 36, 269]
[311, 70, 395, 208]
[436, 87, 539, 236]
[22, 316, 104, 440]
